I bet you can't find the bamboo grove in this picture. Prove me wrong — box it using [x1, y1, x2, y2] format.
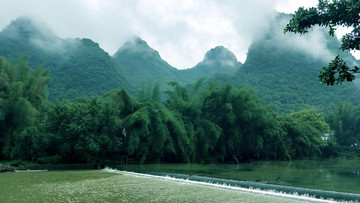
[1, 56, 358, 164]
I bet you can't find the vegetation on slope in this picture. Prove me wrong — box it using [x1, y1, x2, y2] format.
[1, 56, 341, 164]
[0, 17, 131, 100]
[216, 13, 360, 113]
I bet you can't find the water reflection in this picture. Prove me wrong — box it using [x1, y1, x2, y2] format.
[116, 159, 360, 193]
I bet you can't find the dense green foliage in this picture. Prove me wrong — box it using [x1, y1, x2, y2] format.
[325, 102, 360, 146]
[45, 98, 123, 163]
[285, 0, 360, 85]
[0, 56, 50, 160]
[1, 15, 360, 164]
[283, 109, 329, 158]
[0, 57, 338, 164]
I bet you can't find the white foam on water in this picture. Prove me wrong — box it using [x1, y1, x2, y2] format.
[103, 167, 343, 203]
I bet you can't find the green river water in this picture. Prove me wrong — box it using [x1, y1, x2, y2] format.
[0, 169, 306, 202]
[116, 159, 360, 194]
[0, 159, 359, 202]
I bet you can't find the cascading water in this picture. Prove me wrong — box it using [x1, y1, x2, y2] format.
[104, 168, 360, 202]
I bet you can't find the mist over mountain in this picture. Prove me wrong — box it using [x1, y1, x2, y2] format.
[115, 36, 165, 61]
[49, 38, 131, 99]
[204, 46, 237, 62]
[2, 17, 58, 43]
[190, 46, 241, 75]
[1, 15, 359, 112]
[218, 13, 360, 112]
[113, 36, 180, 90]
[112, 36, 244, 93]
[0, 17, 240, 100]
[0, 17, 131, 100]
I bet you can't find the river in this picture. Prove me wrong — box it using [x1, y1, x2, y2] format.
[114, 159, 360, 194]
[1, 159, 359, 202]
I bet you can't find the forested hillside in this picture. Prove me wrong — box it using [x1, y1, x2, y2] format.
[112, 36, 180, 91]
[179, 46, 241, 84]
[1, 14, 360, 164]
[0, 17, 131, 100]
[185, 46, 240, 75]
[112, 37, 242, 93]
[1, 15, 360, 112]
[0, 57, 331, 163]
[216, 14, 360, 112]
[49, 38, 131, 99]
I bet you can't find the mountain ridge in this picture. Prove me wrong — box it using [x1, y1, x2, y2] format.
[1, 15, 360, 113]
[190, 46, 241, 75]
[215, 13, 360, 112]
[0, 17, 132, 100]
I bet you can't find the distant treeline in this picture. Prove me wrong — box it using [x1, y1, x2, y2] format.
[0, 56, 359, 164]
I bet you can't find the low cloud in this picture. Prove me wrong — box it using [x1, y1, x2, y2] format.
[1, 0, 334, 69]
[3, 16, 80, 54]
[275, 16, 336, 62]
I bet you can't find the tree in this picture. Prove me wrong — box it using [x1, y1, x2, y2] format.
[284, 0, 360, 85]
[283, 109, 329, 158]
[325, 102, 360, 145]
[0, 56, 51, 160]
[288, 108, 330, 134]
[136, 82, 161, 103]
[46, 97, 123, 163]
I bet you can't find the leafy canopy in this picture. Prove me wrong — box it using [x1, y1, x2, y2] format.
[0, 56, 51, 160]
[284, 0, 360, 85]
[325, 102, 360, 145]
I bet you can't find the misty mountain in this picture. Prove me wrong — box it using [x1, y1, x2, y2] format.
[0, 17, 131, 100]
[1, 16, 58, 44]
[190, 46, 240, 75]
[219, 13, 360, 112]
[0, 17, 239, 100]
[49, 38, 131, 99]
[177, 46, 241, 87]
[1, 15, 360, 113]
[112, 36, 180, 90]
[112, 36, 241, 93]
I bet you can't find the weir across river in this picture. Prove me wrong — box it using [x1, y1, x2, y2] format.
[105, 168, 360, 202]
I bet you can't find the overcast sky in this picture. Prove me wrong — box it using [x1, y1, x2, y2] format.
[0, 0, 342, 69]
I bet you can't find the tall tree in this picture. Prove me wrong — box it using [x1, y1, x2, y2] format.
[325, 102, 360, 145]
[0, 56, 50, 160]
[46, 97, 123, 163]
[283, 109, 329, 158]
[284, 0, 360, 85]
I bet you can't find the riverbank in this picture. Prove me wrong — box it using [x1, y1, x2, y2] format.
[0, 161, 104, 172]
[0, 169, 323, 203]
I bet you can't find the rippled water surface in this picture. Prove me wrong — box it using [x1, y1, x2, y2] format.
[1, 159, 359, 202]
[0, 170, 306, 202]
[116, 159, 360, 193]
